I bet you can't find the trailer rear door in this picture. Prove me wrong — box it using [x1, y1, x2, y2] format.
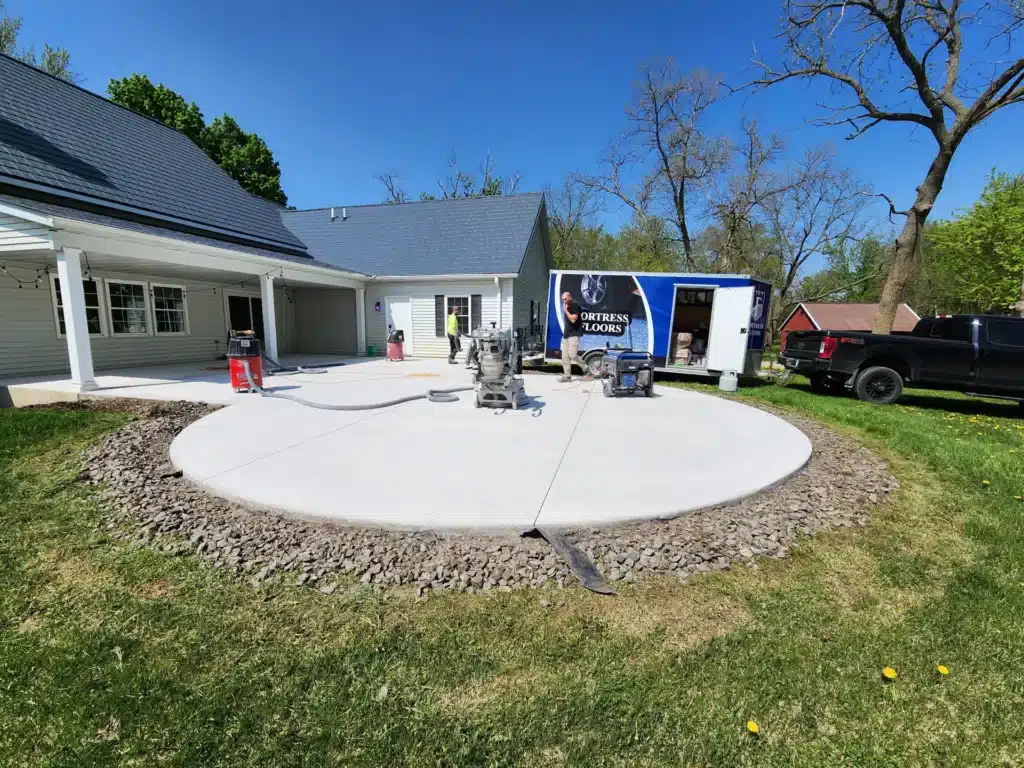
[707, 286, 754, 372]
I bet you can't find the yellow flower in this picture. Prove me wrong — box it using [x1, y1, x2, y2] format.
[982, 480, 991, 486]
[882, 666, 898, 681]
[1015, 496, 1022, 501]
[937, 664, 949, 676]
[746, 720, 760, 735]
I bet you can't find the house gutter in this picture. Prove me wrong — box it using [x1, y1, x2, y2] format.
[370, 273, 518, 282]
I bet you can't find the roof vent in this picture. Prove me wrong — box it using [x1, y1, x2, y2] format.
[342, 207, 348, 220]
[330, 207, 336, 221]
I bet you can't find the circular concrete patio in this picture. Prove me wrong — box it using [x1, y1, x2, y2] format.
[169, 359, 812, 531]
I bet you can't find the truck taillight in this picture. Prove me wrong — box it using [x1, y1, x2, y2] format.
[818, 337, 838, 359]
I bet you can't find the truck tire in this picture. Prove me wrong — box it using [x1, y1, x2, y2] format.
[854, 366, 904, 405]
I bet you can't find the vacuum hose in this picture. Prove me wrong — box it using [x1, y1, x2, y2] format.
[242, 360, 472, 410]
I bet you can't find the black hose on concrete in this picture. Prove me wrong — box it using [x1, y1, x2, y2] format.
[243, 360, 473, 410]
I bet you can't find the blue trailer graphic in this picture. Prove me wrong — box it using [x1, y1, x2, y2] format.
[544, 271, 772, 376]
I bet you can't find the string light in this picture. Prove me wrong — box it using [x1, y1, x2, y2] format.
[1, 261, 51, 289]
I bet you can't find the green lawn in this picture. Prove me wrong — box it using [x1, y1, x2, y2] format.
[1, 384, 1023, 766]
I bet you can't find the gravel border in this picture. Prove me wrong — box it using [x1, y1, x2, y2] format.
[76, 398, 897, 594]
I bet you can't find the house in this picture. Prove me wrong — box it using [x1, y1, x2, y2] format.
[282, 195, 551, 359]
[0, 54, 551, 388]
[780, 302, 920, 349]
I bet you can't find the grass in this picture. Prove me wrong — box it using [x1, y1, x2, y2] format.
[1, 384, 1023, 767]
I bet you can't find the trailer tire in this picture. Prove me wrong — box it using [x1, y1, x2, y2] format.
[854, 366, 903, 405]
[583, 351, 605, 377]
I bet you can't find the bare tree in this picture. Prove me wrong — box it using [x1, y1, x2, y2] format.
[763, 148, 869, 334]
[704, 121, 790, 273]
[573, 62, 729, 269]
[375, 172, 407, 203]
[736, 0, 1024, 333]
[480, 154, 521, 196]
[545, 177, 602, 266]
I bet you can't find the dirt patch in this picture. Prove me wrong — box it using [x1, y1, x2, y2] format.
[434, 670, 543, 712]
[131, 579, 176, 600]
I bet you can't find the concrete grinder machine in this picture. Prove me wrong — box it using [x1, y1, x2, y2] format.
[468, 325, 526, 409]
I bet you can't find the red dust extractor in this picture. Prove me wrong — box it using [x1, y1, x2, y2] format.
[228, 330, 263, 392]
[387, 328, 405, 362]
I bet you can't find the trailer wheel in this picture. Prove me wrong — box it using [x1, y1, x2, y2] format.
[854, 366, 903, 405]
[583, 351, 604, 377]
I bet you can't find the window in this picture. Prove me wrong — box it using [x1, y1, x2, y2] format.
[928, 317, 972, 343]
[446, 295, 471, 335]
[107, 281, 150, 335]
[51, 276, 104, 336]
[987, 319, 1024, 347]
[152, 284, 188, 335]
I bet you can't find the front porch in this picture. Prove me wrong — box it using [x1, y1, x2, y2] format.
[0, 354, 359, 407]
[0, 204, 368, 390]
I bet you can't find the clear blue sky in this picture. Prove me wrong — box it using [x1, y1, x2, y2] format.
[10, 0, 1024, 231]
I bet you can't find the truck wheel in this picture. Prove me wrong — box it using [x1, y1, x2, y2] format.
[854, 366, 903, 404]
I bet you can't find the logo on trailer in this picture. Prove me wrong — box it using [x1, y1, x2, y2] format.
[581, 274, 607, 306]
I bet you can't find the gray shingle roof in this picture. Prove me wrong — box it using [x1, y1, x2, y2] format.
[0, 54, 305, 253]
[0, 192, 363, 275]
[282, 193, 545, 277]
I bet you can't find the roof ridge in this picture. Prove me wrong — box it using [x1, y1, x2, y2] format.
[287, 191, 543, 214]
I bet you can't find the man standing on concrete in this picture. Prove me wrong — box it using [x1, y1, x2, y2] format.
[560, 291, 585, 382]
[447, 304, 461, 364]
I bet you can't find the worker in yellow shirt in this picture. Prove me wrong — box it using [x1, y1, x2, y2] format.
[446, 305, 460, 363]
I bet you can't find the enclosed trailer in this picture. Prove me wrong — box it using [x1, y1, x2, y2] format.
[541, 270, 771, 378]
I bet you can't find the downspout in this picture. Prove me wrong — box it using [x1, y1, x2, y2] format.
[495, 276, 502, 328]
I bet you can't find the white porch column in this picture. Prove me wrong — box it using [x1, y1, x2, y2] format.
[56, 247, 97, 391]
[260, 273, 279, 361]
[356, 287, 367, 355]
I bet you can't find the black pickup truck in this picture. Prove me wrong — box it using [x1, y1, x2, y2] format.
[779, 314, 1024, 406]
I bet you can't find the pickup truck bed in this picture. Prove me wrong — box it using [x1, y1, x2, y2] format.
[779, 314, 1024, 406]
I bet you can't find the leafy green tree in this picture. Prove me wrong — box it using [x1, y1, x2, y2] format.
[926, 173, 1024, 316]
[200, 116, 287, 206]
[0, 1, 75, 81]
[107, 75, 205, 145]
[107, 75, 288, 205]
[796, 235, 890, 305]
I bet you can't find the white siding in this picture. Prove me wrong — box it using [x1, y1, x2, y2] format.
[364, 280, 501, 358]
[0, 215, 51, 252]
[292, 287, 357, 355]
[512, 217, 550, 331]
[0, 264, 234, 378]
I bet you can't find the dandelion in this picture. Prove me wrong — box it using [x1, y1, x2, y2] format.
[746, 720, 760, 735]
[882, 666, 898, 682]
[983, 480, 991, 486]
[937, 664, 949, 676]
[1015, 496, 1022, 501]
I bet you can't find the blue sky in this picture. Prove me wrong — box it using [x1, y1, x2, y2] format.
[10, 0, 1024, 233]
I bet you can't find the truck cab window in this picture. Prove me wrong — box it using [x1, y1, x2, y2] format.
[987, 320, 1024, 347]
[928, 318, 972, 342]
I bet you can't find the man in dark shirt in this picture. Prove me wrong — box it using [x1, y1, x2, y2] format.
[560, 291, 585, 382]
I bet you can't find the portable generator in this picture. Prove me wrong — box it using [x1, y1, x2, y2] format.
[470, 325, 525, 409]
[600, 349, 654, 397]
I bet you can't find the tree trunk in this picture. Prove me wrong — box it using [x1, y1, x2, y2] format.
[873, 145, 956, 334]
[1017, 267, 1024, 317]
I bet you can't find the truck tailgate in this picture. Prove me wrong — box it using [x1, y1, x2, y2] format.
[781, 332, 825, 363]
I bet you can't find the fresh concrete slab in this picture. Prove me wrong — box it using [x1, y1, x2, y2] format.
[169, 359, 813, 531]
